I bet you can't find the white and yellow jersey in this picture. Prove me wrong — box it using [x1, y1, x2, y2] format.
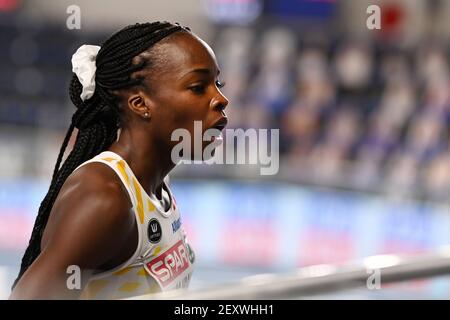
[71, 151, 195, 299]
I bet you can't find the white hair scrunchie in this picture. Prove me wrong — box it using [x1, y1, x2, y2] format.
[71, 44, 101, 101]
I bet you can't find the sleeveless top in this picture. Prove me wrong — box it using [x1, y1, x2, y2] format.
[72, 151, 195, 299]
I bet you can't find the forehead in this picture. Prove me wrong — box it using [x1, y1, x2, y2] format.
[149, 32, 219, 78]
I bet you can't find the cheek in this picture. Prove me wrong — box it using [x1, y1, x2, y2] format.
[153, 90, 211, 143]
[169, 99, 210, 129]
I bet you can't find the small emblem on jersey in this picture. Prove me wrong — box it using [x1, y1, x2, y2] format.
[148, 218, 162, 243]
[172, 217, 181, 233]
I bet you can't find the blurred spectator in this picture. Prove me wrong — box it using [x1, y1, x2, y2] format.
[383, 150, 420, 198]
[248, 27, 297, 118]
[404, 113, 444, 162]
[422, 151, 450, 200]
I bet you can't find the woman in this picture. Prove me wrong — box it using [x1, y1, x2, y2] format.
[10, 21, 229, 299]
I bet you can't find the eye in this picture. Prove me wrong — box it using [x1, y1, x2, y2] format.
[189, 84, 206, 94]
[216, 80, 226, 88]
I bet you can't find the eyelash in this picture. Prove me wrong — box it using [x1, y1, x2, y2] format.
[216, 80, 226, 88]
[189, 80, 226, 94]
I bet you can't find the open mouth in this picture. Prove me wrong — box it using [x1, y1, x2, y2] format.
[208, 117, 228, 142]
[211, 117, 228, 132]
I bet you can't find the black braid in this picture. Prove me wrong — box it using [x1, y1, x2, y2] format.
[12, 21, 190, 289]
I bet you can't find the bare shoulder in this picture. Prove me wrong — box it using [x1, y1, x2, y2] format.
[42, 161, 134, 252]
[57, 161, 131, 213]
[59, 161, 130, 203]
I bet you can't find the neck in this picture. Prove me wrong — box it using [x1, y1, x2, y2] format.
[107, 126, 175, 197]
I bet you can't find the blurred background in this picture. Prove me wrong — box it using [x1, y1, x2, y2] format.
[1, 0, 450, 299]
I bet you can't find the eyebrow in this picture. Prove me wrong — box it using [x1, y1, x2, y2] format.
[180, 68, 220, 79]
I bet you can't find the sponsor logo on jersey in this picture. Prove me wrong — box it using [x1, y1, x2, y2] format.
[172, 217, 181, 233]
[145, 240, 191, 288]
[148, 218, 162, 243]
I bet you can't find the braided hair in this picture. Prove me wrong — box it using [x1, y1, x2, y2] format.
[13, 21, 190, 289]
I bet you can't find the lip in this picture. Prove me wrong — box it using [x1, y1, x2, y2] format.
[211, 117, 228, 132]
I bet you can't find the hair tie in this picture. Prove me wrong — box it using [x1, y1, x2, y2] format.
[71, 44, 101, 101]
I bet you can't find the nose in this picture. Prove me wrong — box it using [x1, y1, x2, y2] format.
[210, 90, 229, 111]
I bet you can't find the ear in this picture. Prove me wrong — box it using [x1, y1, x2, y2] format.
[127, 92, 153, 118]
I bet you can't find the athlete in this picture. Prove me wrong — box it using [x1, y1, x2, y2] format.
[9, 21, 229, 299]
